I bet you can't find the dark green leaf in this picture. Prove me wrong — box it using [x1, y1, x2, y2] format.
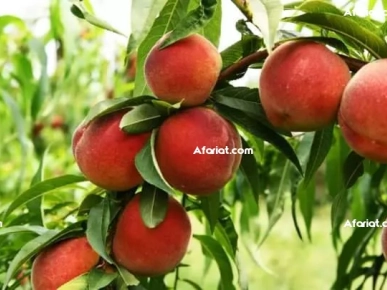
[343, 151, 365, 189]
[240, 139, 260, 203]
[86, 198, 113, 263]
[27, 146, 49, 226]
[220, 35, 263, 69]
[3, 175, 86, 220]
[182, 279, 203, 290]
[78, 193, 104, 216]
[140, 183, 169, 228]
[159, 0, 218, 48]
[199, 192, 220, 233]
[215, 104, 302, 174]
[194, 235, 235, 290]
[192, 0, 222, 47]
[88, 269, 118, 290]
[303, 125, 333, 187]
[215, 214, 238, 258]
[284, 13, 387, 58]
[120, 104, 164, 134]
[331, 191, 348, 232]
[0, 225, 47, 236]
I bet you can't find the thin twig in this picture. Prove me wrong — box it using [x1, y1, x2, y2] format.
[218, 46, 368, 82]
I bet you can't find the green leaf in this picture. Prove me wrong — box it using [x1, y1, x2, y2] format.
[331, 191, 348, 232]
[1, 89, 28, 193]
[0, 225, 48, 236]
[159, 0, 218, 49]
[325, 128, 349, 197]
[139, 184, 169, 228]
[58, 274, 88, 290]
[297, 177, 315, 241]
[220, 35, 263, 69]
[70, 3, 127, 37]
[240, 139, 260, 203]
[86, 198, 113, 263]
[135, 130, 174, 194]
[295, 0, 343, 14]
[332, 209, 387, 290]
[88, 269, 118, 290]
[215, 104, 302, 174]
[78, 193, 104, 216]
[303, 125, 333, 187]
[199, 192, 220, 233]
[260, 159, 290, 246]
[29, 38, 48, 121]
[28, 147, 49, 226]
[215, 213, 238, 258]
[134, 0, 190, 96]
[84, 96, 156, 124]
[116, 266, 139, 286]
[212, 88, 265, 121]
[250, 0, 283, 52]
[131, 0, 168, 46]
[284, 13, 387, 58]
[194, 235, 235, 290]
[191, 0, 222, 47]
[120, 104, 164, 134]
[0, 15, 26, 32]
[2, 223, 84, 289]
[3, 175, 86, 220]
[343, 151, 364, 189]
[182, 279, 203, 290]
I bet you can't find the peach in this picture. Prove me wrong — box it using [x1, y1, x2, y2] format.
[31, 237, 99, 290]
[259, 40, 350, 132]
[338, 59, 387, 163]
[155, 107, 242, 195]
[72, 110, 151, 191]
[144, 33, 222, 107]
[112, 194, 191, 276]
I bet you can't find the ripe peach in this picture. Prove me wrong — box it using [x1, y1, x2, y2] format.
[72, 110, 151, 191]
[155, 107, 242, 195]
[31, 237, 99, 290]
[144, 33, 222, 107]
[112, 194, 191, 276]
[339, 59, 387, 163]
[259, 40, 350, 132]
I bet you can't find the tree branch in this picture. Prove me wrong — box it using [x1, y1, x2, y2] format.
[230, 0, 253, 21]
[218, 48, 368, 82]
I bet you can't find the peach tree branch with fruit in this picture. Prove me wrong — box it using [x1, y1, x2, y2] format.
[3, 0, 387, 289]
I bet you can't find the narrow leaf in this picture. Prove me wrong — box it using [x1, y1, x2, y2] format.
[199, 192, 220, 233]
